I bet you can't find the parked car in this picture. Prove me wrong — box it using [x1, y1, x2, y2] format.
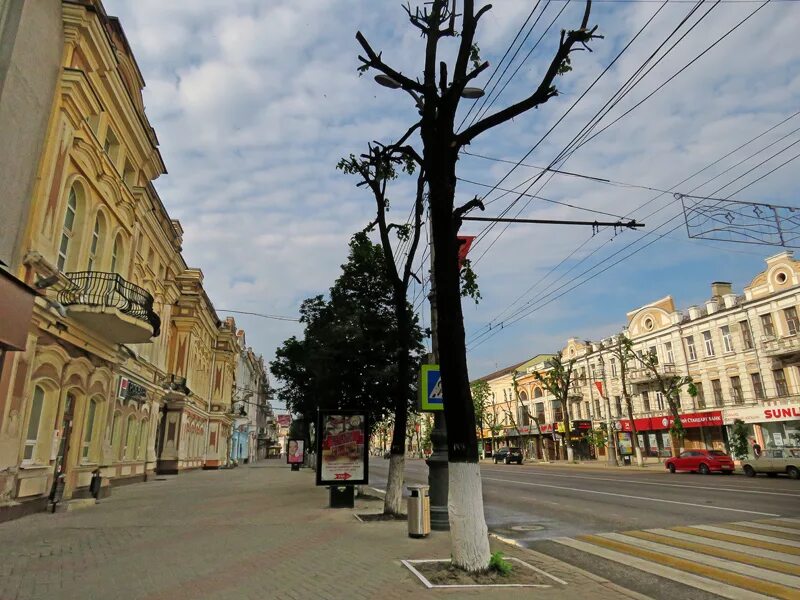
[741, 448, 800, 479]
[493, 447, 523, 465]
[664, 449, 735, 474]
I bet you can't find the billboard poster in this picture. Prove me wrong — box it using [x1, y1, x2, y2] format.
[316, 410, 369, 485]
[277, 414, 292, 428]
[616, 431, 633, 456]
[287, 439, 305, 464]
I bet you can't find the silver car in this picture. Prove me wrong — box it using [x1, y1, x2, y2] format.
[741, 448, 800, 479]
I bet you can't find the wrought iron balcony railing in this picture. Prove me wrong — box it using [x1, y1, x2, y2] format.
[58, 271, 161, 336]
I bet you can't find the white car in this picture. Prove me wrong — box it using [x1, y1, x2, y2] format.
[741, 448, 800, 479]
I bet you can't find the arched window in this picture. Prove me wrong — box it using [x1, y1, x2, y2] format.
[57, 189, 78, 271]
[110, 235, 123, 274]
[87, 214, 105, 271]
[124, 416, 137, 460]
[81, 398, 98, 461]
[533, 388, 543, 399]
[111, 412, 122, 460]
[23, 386, 46, 461]
[519, 391, 528, 402]
[137, 420, 148, 460]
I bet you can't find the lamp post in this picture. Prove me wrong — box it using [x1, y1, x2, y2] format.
[375, 74, 485, 533]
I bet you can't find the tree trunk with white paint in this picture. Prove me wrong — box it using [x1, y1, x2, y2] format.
[448, 462, 491, 571]
[383, 453, 405, 515]
[635, 446, 644, 467]
[566, 445, 575, 462]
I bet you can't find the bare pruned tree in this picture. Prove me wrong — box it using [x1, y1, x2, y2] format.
[355, 0, 601, 571]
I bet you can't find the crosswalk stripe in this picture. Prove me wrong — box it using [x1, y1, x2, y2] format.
[696, 523, 800, 551]
[674, 526, 800, 556]
[576, 533, 800, 600]
[602, 532, 800, 589]
[760, 520, 800, 532]
[711, 524, 800, 545]
[741, 522, 800, 536]
[553, 536, 773, 600]
[625, 529, 800, 577]
[649, 528, 800, 565]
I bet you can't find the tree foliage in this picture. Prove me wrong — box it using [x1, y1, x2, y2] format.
[270, 233, 424, 428]
[533, 352, 577, 457]
[730, 419, 750, 460]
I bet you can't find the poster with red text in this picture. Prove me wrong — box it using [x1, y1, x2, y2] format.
[315, 410, 369, 486]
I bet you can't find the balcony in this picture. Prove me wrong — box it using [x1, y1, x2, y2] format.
[58, 271, 160, 343]
[628, 364, 678, 385]
[762, 334, 800, 363]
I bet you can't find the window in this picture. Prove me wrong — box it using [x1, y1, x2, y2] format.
[740, 320, 754, 350]
[111, 235, 122, 274]
[665, 342, 674, 364]
[711, 379, 723, 406]
[552, 400, 564, 422]
[23, 386, 45, 461]
[610, 358, 617, 378]
[124, 417, 137, 460]
[695, 382, 706, 409]
[57, 189, 78, 271]
[751, 373, 765, 400]
[784, 307, 799, 336]
[773, 369, 789, 397]
[535, 402, 545, 424]
[112, 413, 122, 460]
[702, 331, 715, 357]
[721, 326, 734, 353]
[614, 396, 622, 417]
[731, 376, 743, 405]
[685, 336, 697, 361]
[655, 392, 665, 411]
[593, 399, 601, 417]
[82, 399, 97, 461]
[87, 215, 104, 271]
[137, 420, 148, 460]
[761, 313, 775, 338]
[104, 128, 120, 164]
[641, 391, 650, 412]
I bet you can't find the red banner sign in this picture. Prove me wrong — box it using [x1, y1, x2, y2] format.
[594, 381, 604, 397]
[618, 411, 723, 432]
[457, 236, 475, 269]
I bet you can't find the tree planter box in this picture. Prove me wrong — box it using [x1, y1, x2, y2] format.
[401, 557, 567, 589]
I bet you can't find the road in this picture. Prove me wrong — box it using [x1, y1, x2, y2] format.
[370, 458, 800, 599]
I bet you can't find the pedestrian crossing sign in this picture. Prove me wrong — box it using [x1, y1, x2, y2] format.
[420, 364, 443, 411]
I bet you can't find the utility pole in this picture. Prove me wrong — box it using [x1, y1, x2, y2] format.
[426, 216, 449, 531]
[598, 354, 619, 467]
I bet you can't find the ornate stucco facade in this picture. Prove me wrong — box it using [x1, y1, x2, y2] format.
[0, 0, 269, 520]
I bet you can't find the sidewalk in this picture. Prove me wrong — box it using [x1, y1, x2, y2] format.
[0, 460, 647, 600]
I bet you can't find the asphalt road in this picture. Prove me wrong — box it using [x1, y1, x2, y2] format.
[369, 458, 800, 599]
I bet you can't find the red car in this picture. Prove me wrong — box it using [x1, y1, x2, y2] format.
[665, 449, 735, 474]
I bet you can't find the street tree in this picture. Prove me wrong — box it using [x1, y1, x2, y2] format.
[338, 140, 426, 516]
[271, 234, 424, 468]
[533, 352, 578, 461]
[470, 379, 491, 452]
[730, 419, 750, 460]
[607, 335, 644, 466]
[355, 0, 601, 571]
[630, 346, 697, 458]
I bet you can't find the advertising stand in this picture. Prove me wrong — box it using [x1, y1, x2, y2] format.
[316, 410, 369, 508]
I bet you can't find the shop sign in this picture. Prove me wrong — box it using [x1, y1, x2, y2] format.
[118, 377, 147, 402]
[277, 414, 292, 427]
[571, 420, 592, 431]
[648, 411, 723, 430]
[539, 423, 554, 433]
[316, 410, 369, 486]
[616, 418, 652, 432]
[722, 403, 800, 424]
[287, 439, 305, 464]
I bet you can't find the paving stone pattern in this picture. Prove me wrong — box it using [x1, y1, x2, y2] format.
[0, 461, 644, 600]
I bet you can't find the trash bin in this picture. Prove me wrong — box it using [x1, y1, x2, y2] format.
[622, 455, 631, 466]
[407, 484, 430, 538]
[89, 469, 102, 500]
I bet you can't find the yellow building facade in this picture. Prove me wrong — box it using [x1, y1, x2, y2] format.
[0, 0, 246, 519]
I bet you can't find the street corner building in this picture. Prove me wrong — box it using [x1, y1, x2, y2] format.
[0, 0, 274, 521]
[475, 253, 800, 462]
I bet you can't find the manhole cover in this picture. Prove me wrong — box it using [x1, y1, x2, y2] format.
[511, 524, 545, 532]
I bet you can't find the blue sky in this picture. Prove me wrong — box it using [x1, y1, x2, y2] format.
[104, 0, 800, 385]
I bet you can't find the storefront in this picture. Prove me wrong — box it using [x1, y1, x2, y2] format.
[723, 402, 800, 451]
[617, 410, 725, 457]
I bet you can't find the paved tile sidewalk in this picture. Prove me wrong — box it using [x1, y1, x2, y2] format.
[0, 461, 646, 600]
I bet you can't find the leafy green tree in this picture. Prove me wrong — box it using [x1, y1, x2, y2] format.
[470, 380, 491, 443]
[730, 419, 750, 460]
[584, 426, 608, 452]
[607, 335, 643, 464]
[533, 352, 578, 461]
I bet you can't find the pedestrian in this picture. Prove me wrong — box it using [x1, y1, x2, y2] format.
[752, 439, 762, 458]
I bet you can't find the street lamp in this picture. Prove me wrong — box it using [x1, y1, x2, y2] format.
[374, 74, 485, 99]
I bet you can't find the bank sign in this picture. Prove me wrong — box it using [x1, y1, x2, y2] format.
[723, 403, 800, 424]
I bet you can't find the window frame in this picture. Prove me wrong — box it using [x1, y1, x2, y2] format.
[721, 325, 734, 353]
[784, 307, 799, 336]
[22, 386, 46, 462]
[685, 336, 697, 361]
[739, 320, 754, 349]
[57, 189, 78, 272]
[711, 379, 724, 406]
[702, 331, 715, 357]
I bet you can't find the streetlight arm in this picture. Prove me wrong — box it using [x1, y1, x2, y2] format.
[356, 31, 425, 94]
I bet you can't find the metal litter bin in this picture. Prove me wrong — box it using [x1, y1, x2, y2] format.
[407, 484, 430, 538]
[622, 455, 631, 466]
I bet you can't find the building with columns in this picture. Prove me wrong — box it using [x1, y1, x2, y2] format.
[0, 0, 267, 520]
[474, 252, 800, 463]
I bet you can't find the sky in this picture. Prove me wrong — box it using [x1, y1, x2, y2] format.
[104, 0, 800, 386]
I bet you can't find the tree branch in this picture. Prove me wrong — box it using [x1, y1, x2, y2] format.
[456, 0, 600, 145]
[402, 170, 426, 288]
[356, 31, 425, 93]
[453, 196, 485, 229]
